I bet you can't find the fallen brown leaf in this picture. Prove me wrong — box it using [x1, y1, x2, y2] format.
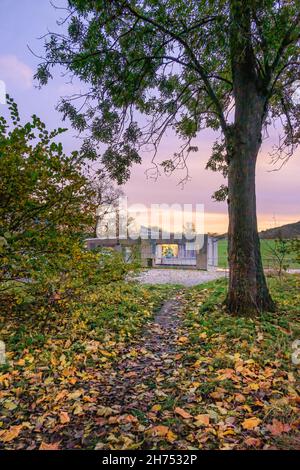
[266, 419, 291, 436]
[175, 407, 192, 419]
[245, 437, 262, 448]
[39, 441, 61, 450]
[194, 414, 210, 426]
[59, 411, 70, 424]
[0, 425, 22, 443]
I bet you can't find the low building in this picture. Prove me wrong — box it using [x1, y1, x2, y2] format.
[85, 230, 218, 270]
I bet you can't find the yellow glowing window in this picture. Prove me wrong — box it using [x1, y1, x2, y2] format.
[161, 244, 178, 258]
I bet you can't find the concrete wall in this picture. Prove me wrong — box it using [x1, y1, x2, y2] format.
[140, 240, 154, 267]
[207, 237, 219, 268]
[85, 235, 217, 270]
[196, 235, 208, 270]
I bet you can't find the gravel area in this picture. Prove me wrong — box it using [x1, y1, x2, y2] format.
[133, 268, 300, 287]
[135, 268, 227, 286]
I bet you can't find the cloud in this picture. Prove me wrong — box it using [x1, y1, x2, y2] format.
[0, 80, 6, 104]
[0, 55, 33, 90]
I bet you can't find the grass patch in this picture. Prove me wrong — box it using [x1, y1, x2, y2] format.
[172, 274, 300, 449]
[218, 239, 300, 269]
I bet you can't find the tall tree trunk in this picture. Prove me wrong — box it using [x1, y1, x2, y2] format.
[226, 87, 275, 316]
[227, 0, 276, 316]
[227, 129, 275, 316]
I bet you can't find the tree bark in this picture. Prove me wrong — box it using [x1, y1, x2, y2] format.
[226, 86, 275, 316]
[226, 0, 276, 316]
[227, 138, 275, 315]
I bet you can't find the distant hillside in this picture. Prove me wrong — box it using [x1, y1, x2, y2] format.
[259, 221, 300, 239]
[217, 221, 300, 239]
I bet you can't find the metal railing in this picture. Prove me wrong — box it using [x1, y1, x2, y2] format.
[159, 257, 197, 266]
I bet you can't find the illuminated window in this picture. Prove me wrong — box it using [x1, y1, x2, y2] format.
[161, 244, 178, 258]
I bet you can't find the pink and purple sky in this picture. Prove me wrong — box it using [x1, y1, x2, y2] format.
[0, 0, 299, 234]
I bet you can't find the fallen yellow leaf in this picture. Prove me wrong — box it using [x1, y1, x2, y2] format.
[242, 417, 261, 430]
[223, 429, 236, 436]
[178, 336, 189, 344]
[100, 349, 112, 357]
[147, 425, 177, 442]
[3, 400, 18, 410]
[151, 404, 162, 412]
[235, 393, 246, 403]
[73, 404, 83, 415]
[97, 406, 116, 417]
[166, 430, 177, 443]
[68, 390, 82, 400]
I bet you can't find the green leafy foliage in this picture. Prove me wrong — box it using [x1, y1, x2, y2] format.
[289, 239, 300, 264]
[0, 98, 131, 322]
[36, 1, 300, 185]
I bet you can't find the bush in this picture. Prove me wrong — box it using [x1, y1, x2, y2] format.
[0, 98, 132, 321]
